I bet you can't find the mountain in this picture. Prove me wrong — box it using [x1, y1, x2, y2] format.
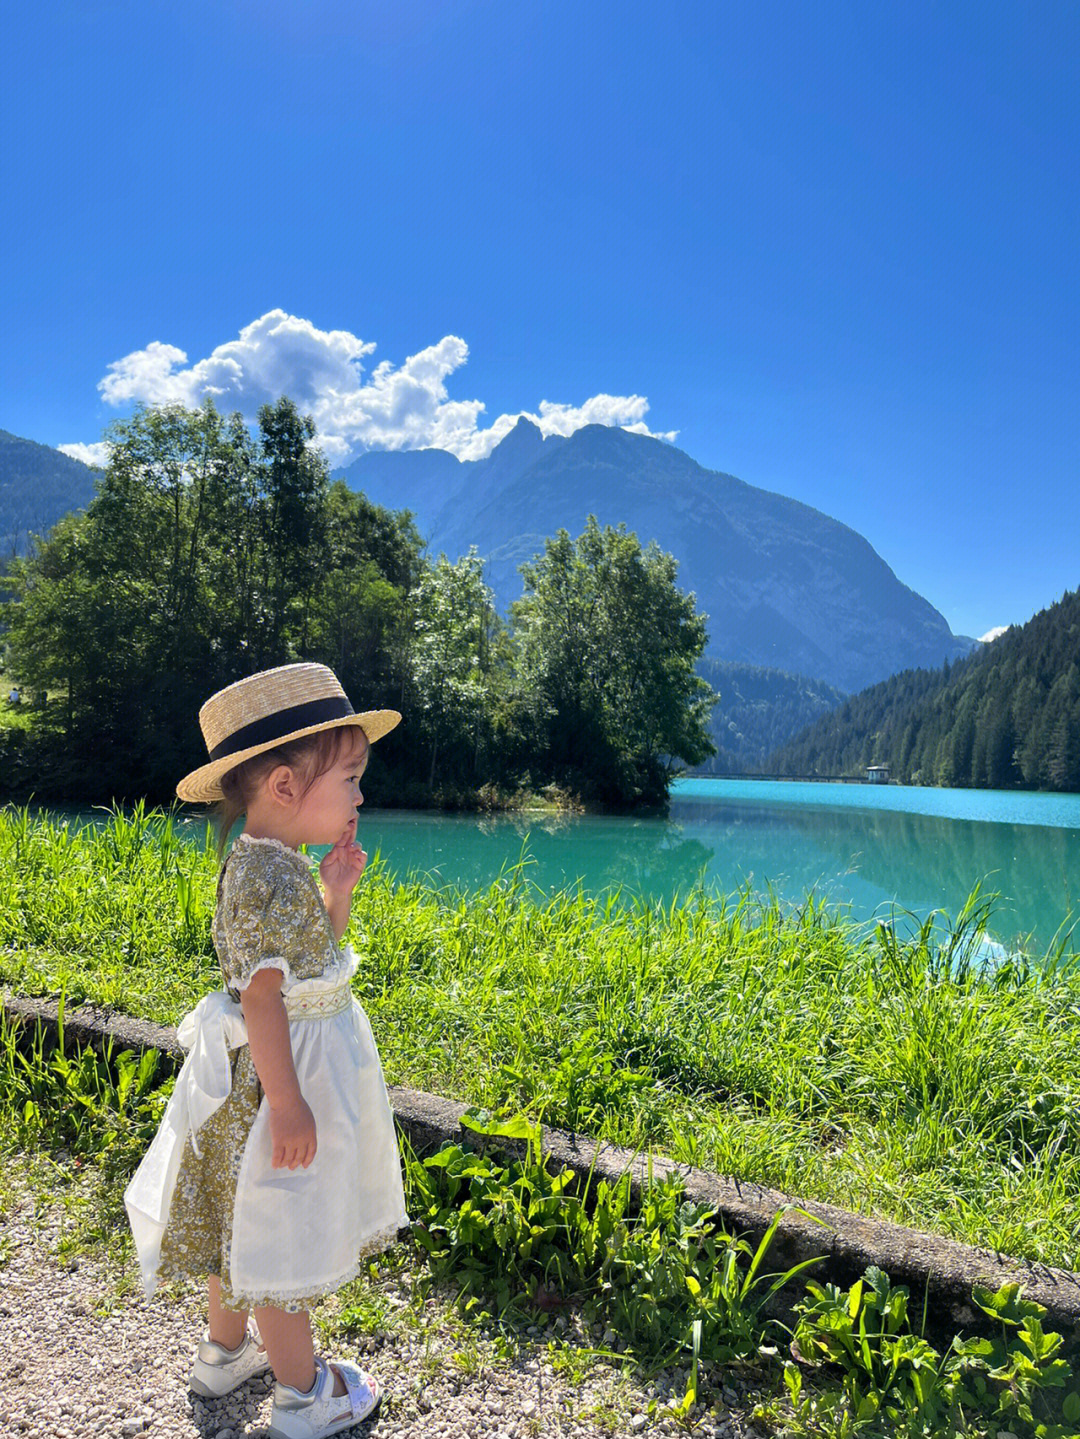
[335, 444, 463, 519]
[0, 429, 98, 558]
[696, 659, 846, 774]
[339, 420, 972, 693]
[767, 587, 1080, 791]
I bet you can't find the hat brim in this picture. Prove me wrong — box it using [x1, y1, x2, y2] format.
[176, 710, 400, 805]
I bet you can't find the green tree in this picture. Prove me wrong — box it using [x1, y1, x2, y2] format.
[254, 397, 329, 662]
[406, 551, 502, 790]
[314, 481, 424, 706]
[309, 562, 405, 708]
[768, 587, 1080, 794]
[1044, 667, 1080, 791]
[5, 401, 252, 791]
[511, 517, 716, 806]
[2, 398, 420, 801]
[948, 694, 977, 785]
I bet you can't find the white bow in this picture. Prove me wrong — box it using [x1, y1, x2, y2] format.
[173, 991, 250, 1158]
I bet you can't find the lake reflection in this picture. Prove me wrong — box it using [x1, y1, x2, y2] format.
[665, 788, 1080, 950]
[356, 808, 717, 901]
[353, 781, 1080, 953]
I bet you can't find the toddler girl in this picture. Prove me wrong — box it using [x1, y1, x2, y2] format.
[124, 662, 409, 1437]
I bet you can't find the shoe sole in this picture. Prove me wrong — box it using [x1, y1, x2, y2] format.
[265, 1390, 381, 1438]
[188, 1357, 272, 1397]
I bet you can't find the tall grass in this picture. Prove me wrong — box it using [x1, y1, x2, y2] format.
[4, 804, 1080, 1270]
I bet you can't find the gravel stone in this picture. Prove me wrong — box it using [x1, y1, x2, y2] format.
[1, 1158, 766, 1438]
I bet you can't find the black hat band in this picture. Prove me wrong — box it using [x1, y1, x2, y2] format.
[208, 695, 356, 762]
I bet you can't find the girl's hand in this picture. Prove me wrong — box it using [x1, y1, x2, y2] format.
[268, 1095, 317, 1170]
[319, 822, 367, 900]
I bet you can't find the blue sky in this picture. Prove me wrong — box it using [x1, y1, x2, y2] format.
[2, 0, 1077, 641]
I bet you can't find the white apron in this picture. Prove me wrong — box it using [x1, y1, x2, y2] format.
[123, 944, 409, 1306]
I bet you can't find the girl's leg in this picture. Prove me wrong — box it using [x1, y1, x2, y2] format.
[207, 1274, 250, 1350]
[253, 1306, 347, 1398]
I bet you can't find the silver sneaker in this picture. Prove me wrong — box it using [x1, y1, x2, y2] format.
[189, 1317, 271, 1397]
[268, 1357, 382, 1438]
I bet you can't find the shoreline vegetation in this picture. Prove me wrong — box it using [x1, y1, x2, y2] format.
[8, 806, 1080, 1434]
[0, 673, 584, 815]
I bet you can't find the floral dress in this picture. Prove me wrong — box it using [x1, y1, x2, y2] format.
[123, 834, 408, 1312]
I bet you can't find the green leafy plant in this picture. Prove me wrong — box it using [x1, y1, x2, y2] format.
[406, 1121, 573, 1316]
[406, 1107, 825, 1369]
[944, 1282, 1080, 1438]
[792, 1266, 945, 1429]
[499, 1026, 656, 1134]
[598, 1178, 826, 1364]
[0, 991, 167, 1179]
[787, 1267, 1080, 1438]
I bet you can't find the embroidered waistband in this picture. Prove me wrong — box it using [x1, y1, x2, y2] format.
[283, 984, 353, 1020]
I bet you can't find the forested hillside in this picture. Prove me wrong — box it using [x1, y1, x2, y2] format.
[695, 658, 845, 773]
[0, 429, 97, 557]
[769, 589, 1080, 791]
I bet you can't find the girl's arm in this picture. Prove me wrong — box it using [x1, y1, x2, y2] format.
[322, 888, 352, 944]
[240, 966, 316, 1170]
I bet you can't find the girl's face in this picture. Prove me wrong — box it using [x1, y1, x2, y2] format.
[292, 729, 370, 846]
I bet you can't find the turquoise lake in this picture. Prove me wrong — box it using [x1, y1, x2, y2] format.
[345, 779, 1080, 954]
[45, 780, 1080, 954]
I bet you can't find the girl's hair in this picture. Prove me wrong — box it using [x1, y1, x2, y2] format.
[212, 725, 368, 860]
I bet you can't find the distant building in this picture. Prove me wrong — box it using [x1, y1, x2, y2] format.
[866, 765, 890, 784]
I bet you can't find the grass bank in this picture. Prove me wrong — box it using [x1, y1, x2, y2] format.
[4, 803, 1080, 1273]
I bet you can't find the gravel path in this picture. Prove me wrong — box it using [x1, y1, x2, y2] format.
[0, 1158, 771, 1439]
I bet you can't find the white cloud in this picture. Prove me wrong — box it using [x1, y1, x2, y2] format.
[93, 310, 677, 463]
[978, 626, 1008, 643]
[57, 441, 110, 467]
[97, 341, 193, 408]
[535, 395, 678, 444]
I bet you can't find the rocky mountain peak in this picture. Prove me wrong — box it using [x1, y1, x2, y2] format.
[342, 424, 973, 694]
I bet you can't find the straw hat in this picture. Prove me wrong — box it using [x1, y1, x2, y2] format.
[176, 663, 401, 804]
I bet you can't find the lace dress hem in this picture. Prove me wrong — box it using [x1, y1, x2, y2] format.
[155, 1218, 410, 1312]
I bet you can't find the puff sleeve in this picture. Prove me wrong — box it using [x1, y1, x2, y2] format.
[219, 846, 317, 994]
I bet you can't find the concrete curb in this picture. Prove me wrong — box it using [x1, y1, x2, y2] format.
[6, 988, 1080, 1334]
